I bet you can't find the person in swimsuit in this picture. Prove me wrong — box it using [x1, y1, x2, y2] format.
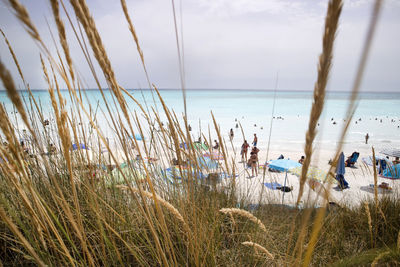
[250, 151, 258, 177]
[241, 140, 250, 162]
[252, 134, 258, 147]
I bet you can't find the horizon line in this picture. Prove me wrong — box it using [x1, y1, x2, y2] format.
[2, 88, 400, 93]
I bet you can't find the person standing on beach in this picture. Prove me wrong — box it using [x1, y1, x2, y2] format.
[230, 128, 234, 141]
[250, 151, 258, 177]
[365, 133, 369, 144]
[241, 140, 250, 162]
[252, 134, 258, 147]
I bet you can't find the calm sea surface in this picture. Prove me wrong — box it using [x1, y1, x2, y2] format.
[1, 89, 399, 149]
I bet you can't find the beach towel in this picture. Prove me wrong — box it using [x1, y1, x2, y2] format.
[264, 182, 282, 190]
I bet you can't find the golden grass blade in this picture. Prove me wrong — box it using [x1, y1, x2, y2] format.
[220, 208, 267, 233]
[241, 241, 274, 260]
[49, 0, 75, 82]
[301, 1, 383, 265]
[296, 0, 342, 205]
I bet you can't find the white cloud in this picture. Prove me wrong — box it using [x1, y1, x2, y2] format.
[0, 0, 399, 91]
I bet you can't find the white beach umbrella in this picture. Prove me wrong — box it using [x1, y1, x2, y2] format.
[380, 148, 400, 158]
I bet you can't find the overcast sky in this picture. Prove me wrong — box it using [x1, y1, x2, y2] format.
[0, 0, 399, 91]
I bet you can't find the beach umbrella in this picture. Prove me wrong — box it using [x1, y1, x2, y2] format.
[196, 156, 219, 170]
[268, 159, 302, 172]
[72, 143, 88, 150]
[380, 148, 400, 158]
[162, 166, 206, 184]
[267, 159, 301, 204]
[290, 166, 336, 185]
[180, 142, 209, 151]
[335, 152, 349, 189]
[110, 161, 146, 185]
[193, 142, 208, 151]
[130, 133, 145, 141]
[362, 155, 384, 166]
[381, 163, 400, 179]
[179, 142, 189, 150]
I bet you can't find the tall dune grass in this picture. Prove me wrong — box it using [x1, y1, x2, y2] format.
[0, 0, 399, 266]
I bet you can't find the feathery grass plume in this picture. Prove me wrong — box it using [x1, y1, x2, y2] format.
[219, 208, 267, 233]
[7, 0, 41, 42]
[0, 29, 25, 84]
[0, 207, 46, 266]
[301, 1, 383, 266]
[296, 0, 342, 205]
[0, 59, 33, 135]
[49, 0, 75, 82]
[241, 241, 274, 260]
[120, 0, 146, 79]
[1, 29, 45, 124]
[116, 185, 189, 231]
[69, 0, 130, 122]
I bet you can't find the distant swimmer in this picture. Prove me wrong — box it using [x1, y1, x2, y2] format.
[254, 124, 257, 127]
[333, 121, 337, 125]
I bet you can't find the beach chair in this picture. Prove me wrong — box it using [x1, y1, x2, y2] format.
[378, 159, 387, 175]
[345, 152, 359, 167]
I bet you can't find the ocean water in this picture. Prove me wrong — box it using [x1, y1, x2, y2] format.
[1, 89, 399, 151]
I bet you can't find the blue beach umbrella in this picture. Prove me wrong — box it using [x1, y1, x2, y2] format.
[268, 159, 302, 172]
[196, 156, 219, 170]
[267, 159, 301, 204]
[130, 133, 145, 141]
[335, 152, 349, 189]
[72, 143, 88, 150]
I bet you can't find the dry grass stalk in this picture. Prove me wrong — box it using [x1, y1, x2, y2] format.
[116, 185, 189, 231]
[364, 202, 374, 247]
[296, 0, 342, 205]
[49, 0, 75, 81]
[301, 1, 383, 265]
[0, 59, 33, 135]
[69, 0, 129, 122]
[7, 0, 41, 42]
[0, 28, 26, 84]
[372, 147, 378, 204]
[219, 208, 267, 233]
[241, 241, 274, 260]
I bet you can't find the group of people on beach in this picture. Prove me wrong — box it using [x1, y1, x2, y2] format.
[238, 134, 259, 177]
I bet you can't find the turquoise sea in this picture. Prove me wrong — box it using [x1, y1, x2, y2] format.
[1, 89, 399, 151]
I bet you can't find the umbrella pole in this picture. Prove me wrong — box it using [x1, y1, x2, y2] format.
[282, 170, 288, 205]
